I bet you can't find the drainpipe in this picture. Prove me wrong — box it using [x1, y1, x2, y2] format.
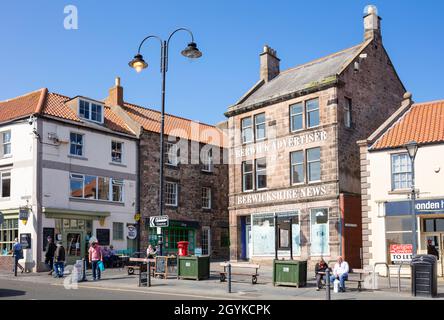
[34, 117, 43, 272]
[136, 137, 141, 253]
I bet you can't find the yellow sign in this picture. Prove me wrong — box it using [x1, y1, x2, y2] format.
[134, 213, 141, 222]
[99, 217, 106, 226]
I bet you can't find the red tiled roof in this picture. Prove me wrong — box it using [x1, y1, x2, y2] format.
[123, 102, 227, 147]
[0, 88, 46, 123]
[372, 100, 444, 150]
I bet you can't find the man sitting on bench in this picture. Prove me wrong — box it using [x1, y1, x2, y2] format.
[330, 256, 349, 292]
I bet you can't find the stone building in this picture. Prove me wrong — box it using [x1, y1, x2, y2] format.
[105, 79, 229, 259]
[224, 6, 406, 268]
[359, 96, 444, 276]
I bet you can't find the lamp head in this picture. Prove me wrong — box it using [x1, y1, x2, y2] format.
[405, 140, 419, 160]
[181, 42, 202, 59]
[128, 54, 148, 73]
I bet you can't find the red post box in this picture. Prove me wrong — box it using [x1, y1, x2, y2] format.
[177, 241, 189, 256]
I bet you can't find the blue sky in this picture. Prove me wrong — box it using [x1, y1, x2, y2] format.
[0, 1, 443, 125]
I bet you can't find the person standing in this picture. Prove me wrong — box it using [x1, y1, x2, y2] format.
[53, 241, 66, 278]
[12, 238, 24, 276]
[45, 236, 57, 275]
[88, 241, 103, 281]
[330, 256, 349, 292]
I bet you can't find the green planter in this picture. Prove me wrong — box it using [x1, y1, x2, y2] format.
[177, 255, 210, 280]
[273, 259, 307, 287]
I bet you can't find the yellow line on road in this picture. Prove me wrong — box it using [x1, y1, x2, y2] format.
[51, 283, 239, 300]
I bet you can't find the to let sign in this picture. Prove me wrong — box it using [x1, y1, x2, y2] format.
[149, 215, 169, 228]
[390, 244, 413, 264]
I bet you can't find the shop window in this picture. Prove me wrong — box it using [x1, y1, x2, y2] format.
[254, 113, 266, 141]
[2, 131, 11, 157]
[0, 171, 11, 198]
[310, 208, 329, 255]
[165, 142, 179, 166]
[423, 218, 444, 232]
[113, 222, 124, 241]
[385, 216, 414, 264]
[290, 151, 304, 184]
[111, 141, 123, 163]
[255, 157, 267, 189]
[242, 160, 254, 191]
[391, 153, 412, 190]
[241, 117, 253, 144]
[0, 218, 18, 255]
[276, 212, 301, 256]
[165, 181, 178, 206]
[202, 187, 212, 209]
[148, 226, 196, 255]
[290, 103, 303, 132]
[252, 213, 275, 255]
[70, 132, 84, 156]
[306, 98, 320, 128]
[307, 147, 321, 182]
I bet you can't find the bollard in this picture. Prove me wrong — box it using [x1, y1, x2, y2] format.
[148, 261, 151, 287]
[325, 269, 331, 300]
[80, 258, 88, 282]
[227, 263, 232, 293]
[14, 258, 17, 277]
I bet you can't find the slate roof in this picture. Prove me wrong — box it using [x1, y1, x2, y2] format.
[232, 42, 367, 110]
[371, 100, 444, 150]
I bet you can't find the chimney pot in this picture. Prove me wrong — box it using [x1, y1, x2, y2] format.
[260, 45, 280, 82]
[106, 77, 124, 106]
[115, 77, 121, 87]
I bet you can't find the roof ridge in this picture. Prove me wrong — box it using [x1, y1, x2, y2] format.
[124, 101, 217, 128]
[278, 43, 364, 76]
[0, 88, 46, 104]
[413, 99, 444, 106]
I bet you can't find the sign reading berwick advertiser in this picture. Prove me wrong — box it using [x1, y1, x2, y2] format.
[236, 185, 328, 205]
[234, 130, 328, 158]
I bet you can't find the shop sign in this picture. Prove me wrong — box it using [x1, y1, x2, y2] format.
[390, 244, 412, 264]
[234, 130, 327, 158]
[385, 199, 444, 216]
[20, 233, 32, 249]
[236, 185, 328, 206]
[127, 225, 137, 240]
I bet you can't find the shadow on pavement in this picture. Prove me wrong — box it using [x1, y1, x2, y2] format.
[0, 289, 26, 298]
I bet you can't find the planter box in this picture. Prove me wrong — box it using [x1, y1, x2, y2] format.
[177, 255, 210, 280]
[272, 259, 307, 287]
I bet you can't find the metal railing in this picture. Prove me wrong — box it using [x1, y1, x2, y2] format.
[372, 262, 391, 289]
[395, 261, 411, 292]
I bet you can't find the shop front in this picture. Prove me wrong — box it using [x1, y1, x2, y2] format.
[385, 198, 444, 276]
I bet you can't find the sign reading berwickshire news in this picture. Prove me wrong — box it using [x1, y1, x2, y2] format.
[234, 130, 328, 158]
[235, 184, 330, 206]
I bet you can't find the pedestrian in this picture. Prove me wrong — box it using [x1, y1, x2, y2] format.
[12, 238, 24, 275]
[314, 258, 329, 291]
[329, 256, 349, 292]
[53, 241, 66, 278]
[88, 241, 103, 281]
[146, 244, 157, 258]
[45, 236, 57, 275]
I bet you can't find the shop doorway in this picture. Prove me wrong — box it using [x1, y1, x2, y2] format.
[420, 233, 443, 277]
[201, 227, 211, 256]
[64, 230, 85, 265]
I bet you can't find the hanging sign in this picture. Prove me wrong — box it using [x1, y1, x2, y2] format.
[127, 225, 137, 240]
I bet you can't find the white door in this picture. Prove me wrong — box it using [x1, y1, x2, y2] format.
[246, 225, 252, 259]
[202, 227, 211, 256]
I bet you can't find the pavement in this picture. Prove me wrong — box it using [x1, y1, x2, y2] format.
[1, 262, 443, 300]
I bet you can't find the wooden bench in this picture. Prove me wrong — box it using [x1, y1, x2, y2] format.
[347, 268, 367, 291]
[219, 262, 260, 284]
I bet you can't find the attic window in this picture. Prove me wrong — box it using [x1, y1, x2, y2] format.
[79, 99, 103, 124]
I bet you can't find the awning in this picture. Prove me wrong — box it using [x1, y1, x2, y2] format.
[42, 207, 110, 220]
[0, 208, 20, 219]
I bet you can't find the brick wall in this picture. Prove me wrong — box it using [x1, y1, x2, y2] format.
[0, 256, 14, 272]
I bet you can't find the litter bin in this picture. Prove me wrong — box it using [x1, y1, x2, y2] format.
[177, 255, 210, 280]
[411, 254, 438, 298]
[177, 241, 189, 256]
[272, 259, 307, 287]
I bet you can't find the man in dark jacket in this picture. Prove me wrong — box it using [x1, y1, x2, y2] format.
[45, 237, 57, 275]
[54, 241, 66, 278]
[315, 259, 329, 291]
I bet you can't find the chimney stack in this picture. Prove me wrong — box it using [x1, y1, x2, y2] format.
[260, 45, 280, 82]
[107, 76, 124, 106]
[363, 5, 382, 41]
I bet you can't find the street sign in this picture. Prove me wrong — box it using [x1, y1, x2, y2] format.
[149, 215, 169, 228]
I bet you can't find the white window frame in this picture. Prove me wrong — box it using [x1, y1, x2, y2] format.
[391, 153, 412, 190]
[0, 171, 11, 198]
[69, 173, 124, 203]
[111, 178, 124, 203]
[111, 140, 124, 163]
[2, 131, 11, 157]
[255, 157, 267, 190]
[344, 97, 352, 128]
[165, 181, 178, 207]
[70, 132, 84, 156]
[202, 149, 213, 172]
[70, 173, 85, 198]
[202, 187, 212, 209]
[309, 208, 330, 256]
[241, 117, 253, 144]
[113, 222, 124, 241]
[78, 99, 104, 124]
[254, 113, 266, 141]
[165, 142, 179, 166]
[242, 160, 254, 192]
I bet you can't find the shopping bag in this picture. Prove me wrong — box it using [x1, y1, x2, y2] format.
[98, 260, 105, 272]
[333, 279, 340, 293]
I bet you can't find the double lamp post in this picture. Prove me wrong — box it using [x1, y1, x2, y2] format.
[128, 28, 202, 256]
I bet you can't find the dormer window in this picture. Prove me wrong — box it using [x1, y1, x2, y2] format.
[79, 99, 103, 124]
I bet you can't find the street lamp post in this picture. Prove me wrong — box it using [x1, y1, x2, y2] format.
[405, 140, 419, 256]
[129, 29, 202, 256]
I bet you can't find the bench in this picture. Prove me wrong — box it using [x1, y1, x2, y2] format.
[317, 268, 367, 291]
[126, 258, 155, 276]
[219, 262, 260, 284]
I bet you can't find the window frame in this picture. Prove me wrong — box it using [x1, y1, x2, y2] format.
[202, 148, 213, 172]
[255, 157, 267, 190]
[165, 142, 179, 167]
[391, 153, 412, 191]
[344, 97, 352, 128]
[202, 187, 212, 209]
[69, 132, 84, 157]
[0, 171, 11, 198]
[290, 150, 305, 185]
[306, 147, 321, 183]
[69, 173, 124, 203]
[111, 140, 124, 164]
[309, 208, 330, 256]
[2, 131, 11, 157]
[289, 103, 304, 132]
[165, 181, 178, 207]
[112, 222, 124, 241]
[254, 113, 266, 141]
[305, 98, 320, 129]
[241, 117, 254, 144]
[78, 99, 104, 124]
[242, 160, 254, 192]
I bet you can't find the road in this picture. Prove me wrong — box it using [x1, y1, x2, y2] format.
[0, 278, 202, 300]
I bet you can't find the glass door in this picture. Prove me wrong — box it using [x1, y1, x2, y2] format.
[64, 230, 84, 265]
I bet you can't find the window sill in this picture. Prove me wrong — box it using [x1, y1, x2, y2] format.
[165, 204, 178, 208]
[69, 197, 124, 206]
[307, 180, 322, 185]
[201, 169, 213, 174]
[202, 207, 212, 212]
[388, 189, 412, 195]
[68, 155, 88, 161]
[109, 162, 127, 168]
[0, 197, 11, 201]
[1, 155, 12, 159]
